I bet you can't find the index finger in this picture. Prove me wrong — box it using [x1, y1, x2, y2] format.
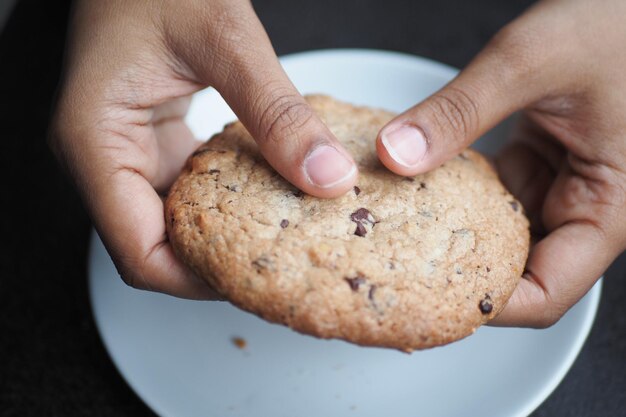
[90, 167, 219, 300]
[489, 221, 614, 328]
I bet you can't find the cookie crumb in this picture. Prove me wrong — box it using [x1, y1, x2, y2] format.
[232, 337, 247, 349]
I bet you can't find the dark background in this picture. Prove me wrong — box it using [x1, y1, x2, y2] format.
[1, 0, 625, 415]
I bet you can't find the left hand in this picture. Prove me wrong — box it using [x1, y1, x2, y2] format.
[375, 0, 626, 327]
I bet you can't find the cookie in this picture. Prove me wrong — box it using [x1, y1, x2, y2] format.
[166, 95, 529, 351]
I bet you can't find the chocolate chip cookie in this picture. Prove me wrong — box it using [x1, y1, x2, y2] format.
[166, 95, 529, 351]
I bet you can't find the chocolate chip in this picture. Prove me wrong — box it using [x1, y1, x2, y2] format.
[479, 296, 493, 314]
[419, 182, 427, 190]
[486, 267, 491, 273]
[350, 208, 374, 223]
[291, 190, 304, 198]
[509, 201, 520, 212]
[345, 276, 366, 291]
[280, 219, 289, 228]
[209, 169, 220, 174]
[404, 177, 415, 182]
[353, 186, 361, 196]
[350, 208, 376, 237]
[368, 285, 377, 301]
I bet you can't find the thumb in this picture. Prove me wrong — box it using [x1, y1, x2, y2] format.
[167, 2, 357, 198]
[218, 69, 358, 198]
[376, 15, 559, 175]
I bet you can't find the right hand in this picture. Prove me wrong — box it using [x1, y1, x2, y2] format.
[375, 0, 626, 327]
[50, 0, 357, 299]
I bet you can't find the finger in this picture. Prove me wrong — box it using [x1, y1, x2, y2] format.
[376, 4, 570, 176]
[153, 119, 201, 193]
[165, 2, 357, 198]
[151, 96, 201, 193]
[496, 143, 553, 234]
[490, 221, 617, 327]
[90, 167, 219, 300]
[495, 117, 564, 234]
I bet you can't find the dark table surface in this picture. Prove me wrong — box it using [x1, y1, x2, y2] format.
[1, 0, 625, 416]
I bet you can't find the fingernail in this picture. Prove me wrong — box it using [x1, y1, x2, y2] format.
[381, 125, 427, 168]
[304, 145, 356, 188]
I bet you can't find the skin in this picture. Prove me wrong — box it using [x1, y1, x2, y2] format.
[51, 0, 626, 327]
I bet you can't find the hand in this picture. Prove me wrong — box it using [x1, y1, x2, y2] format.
[49, 0, 357, 299]
[376, 0, 626, 327]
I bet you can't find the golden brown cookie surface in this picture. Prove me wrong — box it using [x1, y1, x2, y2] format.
[166, 95, 529, 351]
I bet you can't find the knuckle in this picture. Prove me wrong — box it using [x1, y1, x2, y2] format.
[532, 313, 560, 329]
[427, 86, 479, 142]
[115, 257, 147, 291]
[258, 94, 314, 145]
[119, 272, 138, 289]
[519, 272, 568, 329]
[163, 2, 257, 84]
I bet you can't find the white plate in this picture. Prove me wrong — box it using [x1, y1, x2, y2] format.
[89, 49, 602, 417]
